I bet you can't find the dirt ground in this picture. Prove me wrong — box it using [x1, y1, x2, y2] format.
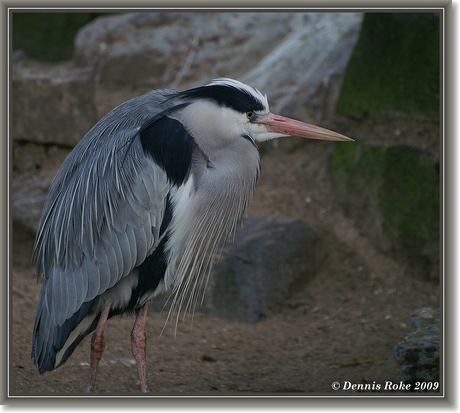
[9, 86, 441, 399]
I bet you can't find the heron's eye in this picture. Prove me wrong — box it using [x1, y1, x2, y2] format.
[246, 111, 254, 120]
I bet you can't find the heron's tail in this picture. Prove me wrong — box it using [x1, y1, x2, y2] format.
[31, 294, 99, 374]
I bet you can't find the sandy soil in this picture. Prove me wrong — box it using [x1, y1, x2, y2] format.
[9, 86, 440, 398]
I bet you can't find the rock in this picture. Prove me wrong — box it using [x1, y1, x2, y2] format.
[329, 141, 440, 280]
[336, 13, 440, 120]
[13, 50, 25, 68]
[210, 216, 318, 323]
[74, 12, 363, 117]
[393, 308, 440, 388]
[12, 176, 53, 235]
[12, 62, 98, 147]
[12, 141, 72, 233]
[242, 13, 363, 119]
[74, 12, 298, 89]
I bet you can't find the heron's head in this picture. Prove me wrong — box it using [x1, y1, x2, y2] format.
[174, 78, 352, 151]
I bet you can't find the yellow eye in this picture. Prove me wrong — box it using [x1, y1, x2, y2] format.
[246, 111, 254, 119]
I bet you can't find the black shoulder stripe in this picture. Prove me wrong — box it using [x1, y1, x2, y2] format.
[139, 116, 194, 186]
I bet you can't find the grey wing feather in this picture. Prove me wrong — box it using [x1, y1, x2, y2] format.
[33, 89, 177, 328]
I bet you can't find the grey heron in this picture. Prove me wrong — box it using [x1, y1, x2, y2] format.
[31, 78, 352, 393]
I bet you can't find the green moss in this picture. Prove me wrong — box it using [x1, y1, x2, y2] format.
[337, 13, 440, 120]
[356, 145, 387, 187]
[328, 139, 359, 193]
[12, 12, 111, 62]
[329, 141, 439, 277]
[328, 139, 358, 172]
[329, 139, 386, 194]
[380, 147, 440, 255]
[201, 353, 217, 362]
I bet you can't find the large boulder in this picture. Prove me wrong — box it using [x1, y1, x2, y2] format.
[12, 62, 98, 147]
[74, 12, 303, 89]
[73, 12, 363, 115]
[328, 141, 440, 280]
[328, 13, 440, 281]
[336, 13, 440, 120]
[210, 216, 318, 323]
[12, 176, 53, 235]
[242, 13, 363, 122]
[393, 307, 440, 389]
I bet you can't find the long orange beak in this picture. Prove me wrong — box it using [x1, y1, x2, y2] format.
[257, 113, 353, 142]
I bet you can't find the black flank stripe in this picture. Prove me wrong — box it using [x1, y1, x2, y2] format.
[121, 195, 174, 313]
[139, 116, 194, 186]
[159, 193, 173, 237]
[127, 234, 170, 312]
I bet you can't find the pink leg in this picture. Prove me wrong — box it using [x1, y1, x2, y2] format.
[86, 300, 111, 393]
[131, 302, 149, 393]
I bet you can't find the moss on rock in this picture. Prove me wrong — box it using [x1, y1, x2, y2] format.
[12, 13, 109, 62]
[336, 13, 440, 120]
[329, 140, 439, 280]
